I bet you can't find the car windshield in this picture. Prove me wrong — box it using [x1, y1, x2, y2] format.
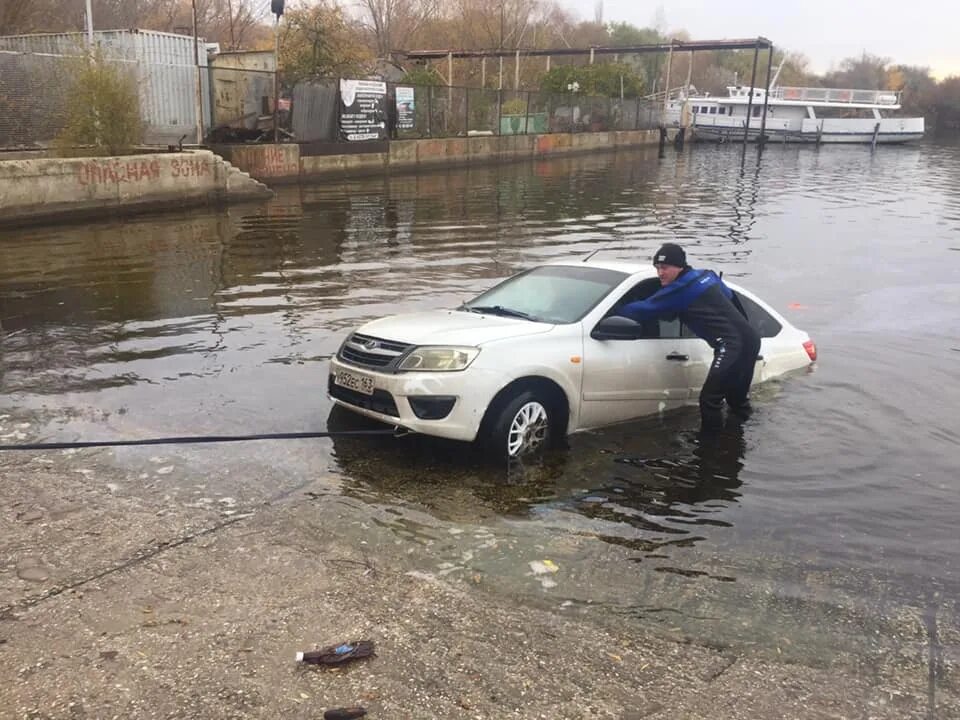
[463, 265, 628, 324]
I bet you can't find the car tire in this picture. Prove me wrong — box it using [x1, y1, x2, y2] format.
[485, 390, 554, 461]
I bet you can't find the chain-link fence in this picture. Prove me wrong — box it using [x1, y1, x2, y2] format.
[384, 82, 661, 141]
[252, 76, 661, 144]
[0, 51, 73, 148]
[0, 51, 660, 150]
[0, 48, 211, 149]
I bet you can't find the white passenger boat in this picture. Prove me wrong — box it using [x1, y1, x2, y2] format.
[666, 84, 925, 144]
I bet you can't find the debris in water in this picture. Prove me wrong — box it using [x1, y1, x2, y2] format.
[323, 707, 367, 720]
[296, 640, 375, 666]
[529, 559, 559, 575]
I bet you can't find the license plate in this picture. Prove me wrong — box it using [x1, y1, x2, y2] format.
[335, 369, 375, 396]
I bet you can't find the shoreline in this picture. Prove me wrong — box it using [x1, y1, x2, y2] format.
[0, 130, 661, 228]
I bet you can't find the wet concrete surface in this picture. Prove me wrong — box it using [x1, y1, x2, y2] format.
[2, 442, 956, 719]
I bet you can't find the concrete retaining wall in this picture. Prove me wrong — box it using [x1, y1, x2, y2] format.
[213, 128, 660, 183]
[0, 130, 657, 226]
[0, 150, 272, 226]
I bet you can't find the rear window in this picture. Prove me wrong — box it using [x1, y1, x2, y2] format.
[735, 293, 782, 337]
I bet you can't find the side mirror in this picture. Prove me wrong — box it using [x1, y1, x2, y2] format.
[591, 315, 643, 341]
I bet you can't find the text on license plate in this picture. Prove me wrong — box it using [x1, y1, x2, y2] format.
[335, 370, 375, 396]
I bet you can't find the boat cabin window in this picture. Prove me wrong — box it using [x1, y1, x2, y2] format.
[752, 106, 762, 117]
[709, 106, 717, 114]
[719, 107, 727, 115]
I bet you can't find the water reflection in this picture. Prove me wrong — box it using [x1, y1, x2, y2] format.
[327, 402, 748, 558]
[726, 161, 761, 249]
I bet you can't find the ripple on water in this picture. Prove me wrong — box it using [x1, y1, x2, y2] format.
[2, 141, 959, 665]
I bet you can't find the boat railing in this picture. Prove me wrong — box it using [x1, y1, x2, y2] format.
[769, 86, 900, 106]
[643, 86, 697, 104]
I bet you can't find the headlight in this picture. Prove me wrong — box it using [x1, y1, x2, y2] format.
[398, 346, 479, 372]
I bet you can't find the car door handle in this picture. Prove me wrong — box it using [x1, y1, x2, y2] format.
[665, 352, 689, 361]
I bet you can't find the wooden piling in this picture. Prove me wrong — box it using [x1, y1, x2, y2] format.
[742, 42, 760, 148]
[758, 44, 774, 150]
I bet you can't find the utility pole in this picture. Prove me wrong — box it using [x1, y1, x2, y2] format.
[272, 1, 286, 143]
[274, 14, 280, 142]
[85, 0, 94, 47]
[499, 2, 504, 50]
[192, 0, 204, 145]
[226, 0, 236, 49]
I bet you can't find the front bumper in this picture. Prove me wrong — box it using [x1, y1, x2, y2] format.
[328, 356, 501, 442]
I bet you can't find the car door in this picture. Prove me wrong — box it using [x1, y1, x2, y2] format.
[674, 317, 715, 395]
[671, 291, 784, 395]
[579, 314, 698, 429]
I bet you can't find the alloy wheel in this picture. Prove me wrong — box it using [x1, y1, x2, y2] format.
[506, 401, 549, 457]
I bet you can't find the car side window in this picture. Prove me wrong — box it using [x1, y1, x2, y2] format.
[610, 278, 683, 339]
[657, 316, 683, 339]
[733, 292, 782, 338]
[679, 320, 699, 339]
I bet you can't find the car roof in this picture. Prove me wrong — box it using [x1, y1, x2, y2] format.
[532, 258, 794, 328]
[544, 257, 656, 276]
[543, 257, 751, 294]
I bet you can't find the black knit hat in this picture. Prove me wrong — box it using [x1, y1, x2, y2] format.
[652, 243, 687, 268]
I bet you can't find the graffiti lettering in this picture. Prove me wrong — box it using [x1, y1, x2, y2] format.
[77, 159, 162, 186]
[258, 147, 298, 177]
[170, 158, 212, 178]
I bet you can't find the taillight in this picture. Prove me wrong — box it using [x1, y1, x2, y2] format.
[803, 340, 817, 362]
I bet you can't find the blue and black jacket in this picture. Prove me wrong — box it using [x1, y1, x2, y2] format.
[619, 268, 760, 352]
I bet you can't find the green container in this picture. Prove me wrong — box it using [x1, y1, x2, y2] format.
[499, 113, 548, 135]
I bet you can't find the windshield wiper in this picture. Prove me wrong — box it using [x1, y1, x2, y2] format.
[468, 305, 537, 321]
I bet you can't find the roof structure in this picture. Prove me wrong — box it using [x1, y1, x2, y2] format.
[395, 38, 773, 61]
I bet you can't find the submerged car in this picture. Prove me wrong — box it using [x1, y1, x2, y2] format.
[328, 259, 817, 459]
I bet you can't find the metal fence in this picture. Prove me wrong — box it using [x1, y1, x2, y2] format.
[0, 48, 211, 149]
[0, 51, 72, 148]
[0, 54, 660, 150]
[286, 78, 661, 143]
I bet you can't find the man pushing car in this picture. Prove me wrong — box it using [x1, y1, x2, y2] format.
[618, 243, 762, 429]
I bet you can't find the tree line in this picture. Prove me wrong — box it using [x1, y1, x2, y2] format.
[2, 0, 957, 130]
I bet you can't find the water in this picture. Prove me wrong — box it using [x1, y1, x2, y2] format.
[1, 141, 958, 674]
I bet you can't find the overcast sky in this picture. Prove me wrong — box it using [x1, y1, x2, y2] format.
[585, 1, 958, 79]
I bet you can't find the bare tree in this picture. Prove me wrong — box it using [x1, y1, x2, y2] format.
[0, 0, 268, 48]
[0, 0, 41, 34]
[358, 0, 439, 56]
[139, 0, 270, 49]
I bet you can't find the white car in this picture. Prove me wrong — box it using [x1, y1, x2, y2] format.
[328, 259, 817, 459]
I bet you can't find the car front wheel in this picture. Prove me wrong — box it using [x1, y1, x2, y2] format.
[486, 390, 553, 460]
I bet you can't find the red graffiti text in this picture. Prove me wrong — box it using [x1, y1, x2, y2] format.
[170, 158, 212, 178]
[77, 159, 162, 186]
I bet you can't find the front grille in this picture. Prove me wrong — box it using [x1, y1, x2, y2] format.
[337, 332, 413, 371]
[328, 376, 400, 417]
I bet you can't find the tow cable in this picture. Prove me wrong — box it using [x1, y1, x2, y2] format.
[0, 428, 407, 453]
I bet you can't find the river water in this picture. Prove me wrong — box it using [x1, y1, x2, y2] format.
[1, 140, 958, 676]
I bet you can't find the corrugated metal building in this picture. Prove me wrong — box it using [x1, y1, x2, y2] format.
[210, 50, 276, 130]
[0, 29, 214, 146]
